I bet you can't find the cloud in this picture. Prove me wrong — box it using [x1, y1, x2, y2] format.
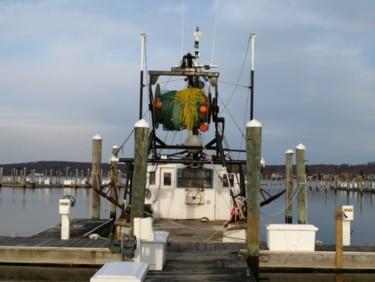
[0, 0, 374, 165]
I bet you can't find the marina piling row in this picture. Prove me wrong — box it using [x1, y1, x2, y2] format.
[0, 167, 124, 188]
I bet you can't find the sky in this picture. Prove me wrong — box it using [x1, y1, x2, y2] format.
[0, 0, 374, 165]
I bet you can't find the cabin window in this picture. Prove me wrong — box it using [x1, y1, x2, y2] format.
[163, 172, 172, 186]
[223, 173, 234, 188]
[149, 171, 156, 185]
[176, 168, 213, 188]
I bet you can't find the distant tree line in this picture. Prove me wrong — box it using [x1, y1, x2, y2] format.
[1, 161, 374, 178]
[263, 162, 375, 179]
[0, 161, 125, 175]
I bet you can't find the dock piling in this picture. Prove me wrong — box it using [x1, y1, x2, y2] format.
[110, 145, 119, 219]
[296, 143, 306, 224]
[91, 134, 102, 219]
[246, 119, 262, 279]
[130, 119, 150, 225]
[285, 149, 294, 223]
[336, 207, 344, 268]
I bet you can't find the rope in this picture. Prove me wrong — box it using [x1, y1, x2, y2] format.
[202, 144, 241, 216]
[115, 129, 135, 156]
[261, 181, 305, 217]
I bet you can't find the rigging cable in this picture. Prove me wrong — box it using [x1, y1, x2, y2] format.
[116, 35, 150, 156]
[219, 36, 250, 114]
[237, 87, 250, 159]
[216, 37, 251, 149]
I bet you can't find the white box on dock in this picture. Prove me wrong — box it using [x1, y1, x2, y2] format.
[266, 224, 318, 251]
[133, 217, 169, 271]
[140, 231, 169, 271]
[59, 199, 71, 214]
[90, 262, 148, 282]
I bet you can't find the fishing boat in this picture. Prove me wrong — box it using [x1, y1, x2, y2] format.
[90, 27, 284, 239]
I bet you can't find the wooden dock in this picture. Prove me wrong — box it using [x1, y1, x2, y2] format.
[0, 219, 122, 265]
[1, 218, 375, 281]
[0, 218, 254, 281]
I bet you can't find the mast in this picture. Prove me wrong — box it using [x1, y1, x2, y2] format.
[139, 33, 146, 119]
[193, 26, 201, 67]
[250, 33, 256, 120]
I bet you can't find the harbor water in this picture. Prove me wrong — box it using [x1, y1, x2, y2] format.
[1, 181, 375, 281]
[1, 181, 375, 244]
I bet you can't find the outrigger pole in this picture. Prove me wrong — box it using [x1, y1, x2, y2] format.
[250, 33, 256, 120]
[139, 33, 146, 119]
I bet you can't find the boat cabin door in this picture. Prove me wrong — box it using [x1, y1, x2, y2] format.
[156, 167, 176, 218]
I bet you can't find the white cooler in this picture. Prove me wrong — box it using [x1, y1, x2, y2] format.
[266, 224, 318, 251]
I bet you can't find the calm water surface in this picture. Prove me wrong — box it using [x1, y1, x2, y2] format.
[260, 181, 375, 245]
[1, 181, 375, 281]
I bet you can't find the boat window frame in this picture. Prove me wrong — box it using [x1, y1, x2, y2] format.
[163, 172, 172, 186]
[149, 171, 156, 185]
[222, 173, 235, 188]
[176, 167, 214, 189]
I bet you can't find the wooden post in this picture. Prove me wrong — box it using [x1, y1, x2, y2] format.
[296, 143, 306, 224]
[75, 169, 78, 187]
[336, 207, 343, 268]
[285, 149, 294, 223]
[110, 145, 119, 219]
[0, 167, 3, 187]
[346, 175, 350, 191]
[130, 119, 150, 225]
[91, 134, 102, 219]
[22, 167, 27, 187]
[246, 119, 262, 279]
[31, 169, 35, 185]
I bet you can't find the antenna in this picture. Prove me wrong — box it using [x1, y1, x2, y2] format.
[250, 33, 256, 120]
[193, 26, 201, 66]
[139, 33, 146, 120]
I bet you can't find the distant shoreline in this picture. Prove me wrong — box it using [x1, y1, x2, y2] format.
[1, 161, 374, 177]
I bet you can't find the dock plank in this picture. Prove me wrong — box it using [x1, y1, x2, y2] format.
[146, 244, 254, 281]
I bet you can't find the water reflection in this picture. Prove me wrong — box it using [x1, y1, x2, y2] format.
[261, 181, 375, 245]
[1, 183, 375, 281]
[0, 186, 111, 237]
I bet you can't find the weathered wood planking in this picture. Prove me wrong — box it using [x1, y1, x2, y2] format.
[0, 218, 123, 265]
[146, 242, 255, 281]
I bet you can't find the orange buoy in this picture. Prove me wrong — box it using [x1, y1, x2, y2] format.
[200, 105, 207, 115]
[154, 100, 163, 109]
[200, 123, 208, 132]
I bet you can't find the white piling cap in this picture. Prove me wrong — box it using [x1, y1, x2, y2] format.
[285, 149, 294, 154]
[135, 119, 150, 128]
[246, 119, 262, 127]
[112, 145, 119, 149]
[296, 143, 306, 150]
[93, 134, 102, 140]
